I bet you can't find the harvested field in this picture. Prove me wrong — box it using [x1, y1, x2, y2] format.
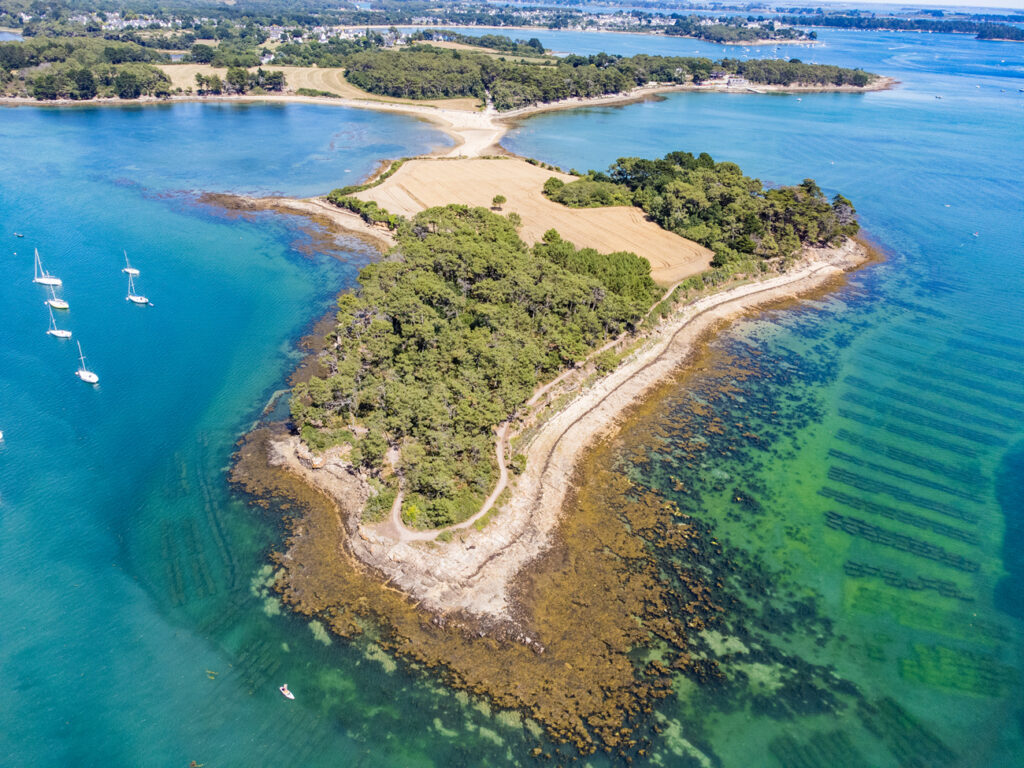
[355, 157, 713, 285]
[159, 64, 481, 111]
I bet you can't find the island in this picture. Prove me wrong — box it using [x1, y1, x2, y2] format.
[228, 107, 874, 754]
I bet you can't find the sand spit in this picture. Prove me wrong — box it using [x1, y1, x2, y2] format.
[270, 238, 870, 623]
[200, 193, 398, 251]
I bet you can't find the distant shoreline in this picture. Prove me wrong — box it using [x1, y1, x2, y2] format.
[0, 75, 895, 160]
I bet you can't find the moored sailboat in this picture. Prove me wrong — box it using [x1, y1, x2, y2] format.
[122, 250, 140, 277]
[46, 305, 72, 338]
[74, 341, 98, 384]
[126, 272, 149, 305]
[46, 285, 69, 311]
[32, 248, 62, 287]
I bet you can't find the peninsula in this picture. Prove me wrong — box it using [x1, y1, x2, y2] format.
[229, 101, 872, 752]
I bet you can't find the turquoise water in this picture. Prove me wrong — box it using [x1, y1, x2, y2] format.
[507, 28, 1024, 766]
[1, 29, 1022, 766]
[0, 103, 525, 767]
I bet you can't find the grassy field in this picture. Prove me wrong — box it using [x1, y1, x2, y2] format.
[159, 64, 483, 111]
[357, 157, 713, 286]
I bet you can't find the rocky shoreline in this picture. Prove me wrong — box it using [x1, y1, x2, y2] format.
[264, 237, 871, 626]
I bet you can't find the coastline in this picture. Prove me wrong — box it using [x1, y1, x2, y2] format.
[496, 76, 896, 123]
[265, 236, 872, 623]
[198, 193, 398, 251]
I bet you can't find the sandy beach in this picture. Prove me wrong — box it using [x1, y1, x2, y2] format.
[199, 193, 398, 251]
[269, 237, 870, 623]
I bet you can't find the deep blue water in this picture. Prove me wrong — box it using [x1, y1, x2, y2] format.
[1, 27, 1022, 767]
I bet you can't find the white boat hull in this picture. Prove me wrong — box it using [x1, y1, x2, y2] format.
[47, 329, 72, 339]
[76, 370, 99, 384]
[47, 299, 69, 310]
[34, 276, 63, 287]
[123, 267, 140, 276]
[127, 294, 149, 305]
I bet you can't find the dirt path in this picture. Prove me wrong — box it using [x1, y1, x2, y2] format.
[273, 241, 869, 619]
[376, 277, 683, 542]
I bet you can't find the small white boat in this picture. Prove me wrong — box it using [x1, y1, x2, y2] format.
[33, 248, 62, 287]
[46, 305, 72, 339]
[279, 684, 294, 700]
[46, 285, 69, 311]
[74, 341, 98, 384]
[126, 272, 149, 305]
[122, 250, 140, 277]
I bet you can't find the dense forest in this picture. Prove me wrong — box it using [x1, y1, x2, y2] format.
[290, 205, 659, 528]
[0, 36, 171, 98]
[296, 151, 861, 527]
[342, 48, 876, 110]
[0, 34, 284, 98]
[546, 152, 860, 268]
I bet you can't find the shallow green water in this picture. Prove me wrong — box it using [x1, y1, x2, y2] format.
[506, 27, 1024, 767]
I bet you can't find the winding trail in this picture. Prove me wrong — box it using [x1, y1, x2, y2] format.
[378, 278, 685, 542]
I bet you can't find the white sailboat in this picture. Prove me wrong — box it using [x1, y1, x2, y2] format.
[75, 341, 98, 384]
[46, 305, 72, 338]
[46, 285, 69, 311]
[122, 250, 140, 277]
[33, 248, 62, 287]
[126, 272, 149, 305]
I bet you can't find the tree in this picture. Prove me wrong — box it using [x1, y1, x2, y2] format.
[262, 70, 285, 91]
[226, 66, 249, 94]
[71, 68, 96, 100]
[115, 70, 141, 99]
[491, 194, 507, 210]
[31, 74, 59, 100]
[190, 43, 215, 63]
